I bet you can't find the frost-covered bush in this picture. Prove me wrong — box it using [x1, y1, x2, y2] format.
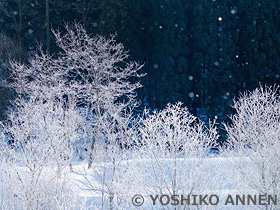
[225, 85, 280, 208]
[133, 102, 219, 208]
[0, 97, 86, 209]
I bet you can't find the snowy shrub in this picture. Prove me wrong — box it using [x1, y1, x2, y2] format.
[133, 102, 219, 208]
[0, 97, 86, 209]
[225, 85, 280, 209]
[0, 166, 78, 210]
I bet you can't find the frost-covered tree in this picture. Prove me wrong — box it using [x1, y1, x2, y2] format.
[8, 23, 144, 168]
[225, 85, 280, 208]
[135, 102, 219, 208]
[52, 23, 144, 167]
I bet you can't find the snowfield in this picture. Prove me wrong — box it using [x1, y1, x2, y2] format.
[56, 156, 274, 209]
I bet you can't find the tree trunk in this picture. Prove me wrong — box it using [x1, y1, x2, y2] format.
[88, 69, 100, 168]
[88, 102, 100, 169]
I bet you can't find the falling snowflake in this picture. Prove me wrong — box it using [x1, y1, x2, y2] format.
[218, 17, 223, 21]
[189, 92, 195, 98]
[188, 76, 194, 81]
[214, 61, 220, 66]
[230, 7, 238, 15]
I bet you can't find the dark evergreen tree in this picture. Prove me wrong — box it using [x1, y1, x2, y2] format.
[0, 34, 20, 120]
[192, 0, 236, 121]
[236, 0, 280, 90]
[146, 0, 190, 109]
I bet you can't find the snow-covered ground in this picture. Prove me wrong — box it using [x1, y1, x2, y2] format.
[64, 156, 271, 209]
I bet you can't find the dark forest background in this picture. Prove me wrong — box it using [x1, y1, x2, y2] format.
[1, 0, 280, 139]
